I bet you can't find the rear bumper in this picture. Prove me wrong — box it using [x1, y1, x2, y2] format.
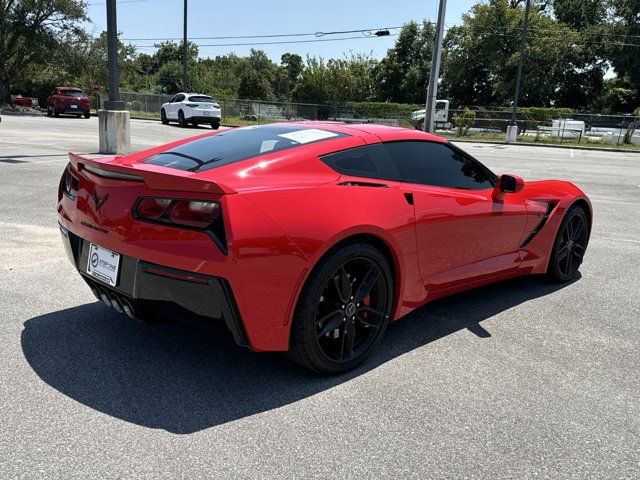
[187, 115, 220, 123]
[60, 224, 248, 347]
[57, 106, 89, 113]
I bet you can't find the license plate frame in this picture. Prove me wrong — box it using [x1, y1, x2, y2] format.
[86, 243, 120, 286]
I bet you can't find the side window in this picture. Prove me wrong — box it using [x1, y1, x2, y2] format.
[175, 94, 185, 103]
[169, 95, 177, 103]
[385, 141, 495, 190]
[319, 144, 399, 181]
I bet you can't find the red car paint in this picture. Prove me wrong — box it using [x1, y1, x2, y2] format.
[11, 95, 35, 107]
[47, 87, 90, 116]
[57, 123, 592, 352]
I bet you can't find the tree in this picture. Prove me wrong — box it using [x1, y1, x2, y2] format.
[607, 0, 640, 92]
[440, 0, 604, 108]
[0, 0, 87, 104]
[373, 20, 436, 103]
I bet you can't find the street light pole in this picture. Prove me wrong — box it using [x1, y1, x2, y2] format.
[424, 0, 447, 133]
[510, 0, 531, 126]
[183, 0, 189, 92]
[105, 0, 123, 110]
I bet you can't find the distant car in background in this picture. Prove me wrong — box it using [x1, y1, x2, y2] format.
[411, 100, 451, 130]
[161, 93, 221, 129]
[47, 87, 90, 119]
[11, 95, 38, 108]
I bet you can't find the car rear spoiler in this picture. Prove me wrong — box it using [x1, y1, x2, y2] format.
[68, 152, 235, 195]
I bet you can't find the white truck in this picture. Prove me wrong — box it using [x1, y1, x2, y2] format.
[410, 100, 451, 130]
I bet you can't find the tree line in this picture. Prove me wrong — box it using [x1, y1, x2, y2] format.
[1, 0, 639, 113]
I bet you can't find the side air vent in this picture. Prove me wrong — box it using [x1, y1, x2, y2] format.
[338, 181, 388, 188]
[520, 201, 557, 248]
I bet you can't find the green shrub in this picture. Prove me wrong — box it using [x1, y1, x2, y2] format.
[453, 107, 476, 136]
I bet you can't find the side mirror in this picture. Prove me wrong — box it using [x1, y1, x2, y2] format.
[494, 174, 524, 198]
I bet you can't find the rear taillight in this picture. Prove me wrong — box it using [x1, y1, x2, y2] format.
[134, 197, 221, 229]
[59, 164, 79, 200]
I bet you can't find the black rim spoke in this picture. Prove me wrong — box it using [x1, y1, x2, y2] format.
[572, 218, 584, 241]
[340, 321, 356, 360]
[557, 243, 570, 261]
[354, 266, 380, 302]
[316, 310, 343, 338]
[315, 256, 389, 363]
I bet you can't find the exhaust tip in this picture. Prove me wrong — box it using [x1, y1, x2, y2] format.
[121, 298, 138, 320]
[110, 294, 124, 314]
[89, 285, 102, 302]
[98, 288, 111, 307]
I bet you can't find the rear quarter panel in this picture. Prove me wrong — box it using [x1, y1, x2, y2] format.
[227, 183, 425, 352]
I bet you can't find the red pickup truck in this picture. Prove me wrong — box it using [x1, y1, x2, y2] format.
[46, 87, 90, 118]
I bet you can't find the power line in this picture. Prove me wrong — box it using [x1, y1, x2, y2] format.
[121, 26, 403, 42]
[132, 34, 399, 49]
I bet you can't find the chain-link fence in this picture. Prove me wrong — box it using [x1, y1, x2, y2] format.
[99, 92, 640, 147]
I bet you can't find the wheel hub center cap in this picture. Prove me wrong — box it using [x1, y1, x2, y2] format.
[345, 303, 356, 316]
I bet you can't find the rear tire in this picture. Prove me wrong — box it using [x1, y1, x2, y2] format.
[211, 120, 220, 130]
[547, 205, 589, 283]
[46, 107, 52, 117]
[178, 110, 187, 128]
[288, 242, 393, 374]
[53, 108, 60, 117]
[84, 111, 91, 119]
[160, 109, 169, 125]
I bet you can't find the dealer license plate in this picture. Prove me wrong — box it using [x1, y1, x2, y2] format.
[86, 243, 120, 286]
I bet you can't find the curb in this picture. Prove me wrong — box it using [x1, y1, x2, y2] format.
[0, 109, 45, 117]
[448, 138, 640, 154]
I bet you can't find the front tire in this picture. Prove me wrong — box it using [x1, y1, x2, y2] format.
[161, 109, 169, 125]
[288, 242, 393, 374]
[547, 205, 589, 282]
[178, 110, 187, 128]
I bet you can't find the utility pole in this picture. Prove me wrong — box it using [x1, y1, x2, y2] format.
[183, 0, 189, 92]
[510, 0, 531, 127]
[105, 0, 123, 110]
[424, 0, 447, 133]
[99, 0, 130, 154]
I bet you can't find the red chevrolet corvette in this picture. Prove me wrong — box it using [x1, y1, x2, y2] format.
[57, 123, 591, 373]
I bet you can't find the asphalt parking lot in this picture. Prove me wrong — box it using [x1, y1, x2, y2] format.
[1, 115, 639, 479]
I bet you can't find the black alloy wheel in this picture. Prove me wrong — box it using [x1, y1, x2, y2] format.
[289, 242, 393, 374]
[548, 205, 589, 282]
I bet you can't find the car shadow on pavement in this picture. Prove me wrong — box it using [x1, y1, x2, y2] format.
[21, 274, 577, 434]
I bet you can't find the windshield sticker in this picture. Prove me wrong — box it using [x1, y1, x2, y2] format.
[277, 129, 339, 144]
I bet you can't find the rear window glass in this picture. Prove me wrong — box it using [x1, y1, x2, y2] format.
[188, 96, 215, 103]
[144, 124, 348, 172]
[59, 90, 84, 97]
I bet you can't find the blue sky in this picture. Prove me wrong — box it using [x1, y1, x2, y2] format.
[85, 0, 473, 61]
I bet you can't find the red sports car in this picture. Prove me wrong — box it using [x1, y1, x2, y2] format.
[47, 87, 91, 118]
[57, 123, 591, 373]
